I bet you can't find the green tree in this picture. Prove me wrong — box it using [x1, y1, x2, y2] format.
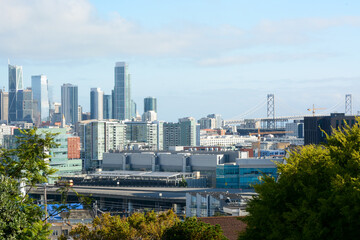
[70, 210, 180, 240]
[0, 128, 58, 239]
[239, 120, 360, 240]
[162, 217, 228, 240]
[179, 176, 188, 187]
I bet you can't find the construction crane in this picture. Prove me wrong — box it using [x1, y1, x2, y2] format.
[249, 128, 293, 158]
[307, 104, 326, 117]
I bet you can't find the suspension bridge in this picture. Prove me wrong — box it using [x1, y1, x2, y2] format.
[224, 94, 353, 128]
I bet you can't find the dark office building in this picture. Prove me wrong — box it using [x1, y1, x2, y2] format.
[144, 96, 157, 113]
[16, 88, 34, 123]
[103, 94, 112, 119]
[304, 113, 356, 145]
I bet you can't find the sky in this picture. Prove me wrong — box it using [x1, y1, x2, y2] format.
[0, 0, 360, 122]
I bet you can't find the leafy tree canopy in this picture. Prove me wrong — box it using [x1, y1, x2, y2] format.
[70, 210, 179, 240]
[70, 210, 228, 240]
[239, 119, 360, 240]
[0, 128, 58, 239]
[163, 217, 228, 240]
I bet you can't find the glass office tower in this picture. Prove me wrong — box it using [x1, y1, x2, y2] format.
[131, 99, 137, 119]
[90, 88, 104, 120]
[16, 88, 34, 123]
[114, 62, 131, 120]
[8, 64, 23, 123]
[144, 96, 157, 113]
[31, 75, 50, 123]
[103, 94, 112, 119]
[61, 84, 78, 125]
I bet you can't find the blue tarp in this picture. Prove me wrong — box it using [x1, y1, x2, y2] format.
[40, 203, 84, 220]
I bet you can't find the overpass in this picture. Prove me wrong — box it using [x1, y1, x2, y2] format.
[29, 185, 246, 214]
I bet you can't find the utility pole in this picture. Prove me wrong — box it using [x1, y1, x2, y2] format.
[44, 183, 48, 222]
[93, 200, 98, 217]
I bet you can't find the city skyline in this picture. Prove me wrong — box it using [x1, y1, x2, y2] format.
[0, 0, 360, 121]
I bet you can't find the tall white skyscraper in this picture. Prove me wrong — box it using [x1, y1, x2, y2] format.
[61, 84, 78, 125]
[90, 88, 104, 120]
[31, 75, 50, 124]
[0, 90, 9, 122]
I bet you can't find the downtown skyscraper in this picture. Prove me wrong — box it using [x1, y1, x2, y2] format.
[0, 90, 9, 122]
[144, 96, 157, 113]
[8, 64, 23, 123]
[90, 88, 103, 120]
[31, 75, 50, 123]
[61, 84, 78, 125]
[113, 62, 131, 120]
[103, 94, 112, 119]
[16, 88, 34, 123]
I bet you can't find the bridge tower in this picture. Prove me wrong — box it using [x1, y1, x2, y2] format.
[345, 94, 352, 115]
[267, 94, 275, 129]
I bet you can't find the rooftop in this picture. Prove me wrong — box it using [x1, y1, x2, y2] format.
[198, 216, 247, 240]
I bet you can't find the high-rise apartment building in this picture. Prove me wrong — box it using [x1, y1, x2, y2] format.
[78, 105, 83, 122]
[144, 96, 157, 113]
[8, 64, 23, 123]
[77, 120, 127, 170]
[179, 117, 197, 146]
[90, 88, 104, 120]
[113, 62, 131, 120]
[0, 90, 9, 122]
[103, 94, 112, 119]
[111, 90, 115, 119]
[163, 122, 181, 150]
[198, 117, 216, 129]
[125, 121, 159, 150]
[61, 84, 78, 125]
[207, 114, 223, 129]
[142, 111, 157, 122]
[31, 75, 50, 123]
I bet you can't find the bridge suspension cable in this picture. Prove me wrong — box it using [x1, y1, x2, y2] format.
[228, 99, 266, 120]
[319, 100, 343, 115]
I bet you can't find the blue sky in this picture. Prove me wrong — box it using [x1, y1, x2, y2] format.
[0, 0, 359, 121]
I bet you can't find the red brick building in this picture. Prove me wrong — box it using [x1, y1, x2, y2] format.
[67, 136, 80, 159]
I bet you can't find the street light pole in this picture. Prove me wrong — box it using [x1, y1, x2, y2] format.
[44, 183, 48, 222]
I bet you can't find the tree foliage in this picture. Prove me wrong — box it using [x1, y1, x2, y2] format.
[70, 210, 228, 240]
[0, 128, 58, 186]
[70, 210, 179, 240]
[163, 217, 228, 240]
[239, 119, 360, 240]
[0, 128, 58, 239]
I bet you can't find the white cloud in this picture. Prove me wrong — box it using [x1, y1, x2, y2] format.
[197, 52, 337, 66]
[0, 0, 199, 59]
[0, 0, 359, 61]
